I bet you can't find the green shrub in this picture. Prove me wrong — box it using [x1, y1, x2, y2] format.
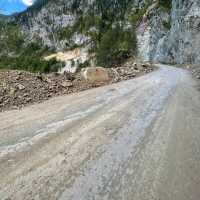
[0, 21, 63, 73]
[77, 61, 90, 71]
[0, 26, 63, 73]
[0, 24, 24, 53]
[96, 24, 137, 67]
[0, 54, 64, 73]
[163, 20, 171, 30]
[57, 26, 74, 40]
[158, 0, 172, 12]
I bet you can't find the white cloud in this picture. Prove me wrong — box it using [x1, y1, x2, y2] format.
[22, 0, 34, 6]
[7, 0, 35, 6]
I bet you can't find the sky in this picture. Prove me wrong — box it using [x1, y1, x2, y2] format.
[0, 0, 35, 15]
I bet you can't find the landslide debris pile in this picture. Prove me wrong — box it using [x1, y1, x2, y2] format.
[0, 62, 154, 112]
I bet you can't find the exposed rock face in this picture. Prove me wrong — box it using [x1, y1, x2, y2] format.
[44, 48, 92, 73]
[138, 0, 200, 64]
[137, 2, 170, 62]
[16, 0, 93, 50]
[10, 0, 200, 65]
[157, 0, 200, 64]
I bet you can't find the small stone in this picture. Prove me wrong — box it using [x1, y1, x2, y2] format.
[25, 98, 32, 102]
[16, 75, 20, 81]
[60, 81, 73, 88]
[197, 75, 200, 79]
[142, 64, 148, 68]
[64, 71, 75, 81]
[23, 93, 29, 97]
[36, 73, 43, 80]
[45, 77, 52, 83]
[10, 88, 16, 95]
[128, 73, 136, 78]
[186, 65, 191, 69]
[16, 84, 25, 90]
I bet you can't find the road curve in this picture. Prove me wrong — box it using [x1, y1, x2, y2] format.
[0, 65, 200, 200]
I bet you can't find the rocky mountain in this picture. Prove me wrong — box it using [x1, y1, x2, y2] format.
[137, 0, 200, 65]
[0, 14, 6, 20]
[12, 0, 173, 62]
[15, 0, 93, 49]
[156, 0, 200, 64]
[15, 0, 135, 50]
[1, 0, 139, 72]
[0, 13, 9, 22]
[0, 0, 200, 72]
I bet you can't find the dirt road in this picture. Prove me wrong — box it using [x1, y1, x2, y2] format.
[0, 65, 200, 200]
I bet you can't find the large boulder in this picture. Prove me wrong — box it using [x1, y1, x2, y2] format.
[82, 67, 110, 82]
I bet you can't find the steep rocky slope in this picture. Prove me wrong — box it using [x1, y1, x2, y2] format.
[157, 0, 200, 64]
[15, 0, 136, 50]
[1, 0, 200, 67]
[13, 0, 173, 64]
[136, 1, 171, 62]
[1, 0, 139, 72]
[15, 0, 92, 50]
[139, 0, 200, 64]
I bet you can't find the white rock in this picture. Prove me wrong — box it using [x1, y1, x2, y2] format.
[82, 67, 109, 82]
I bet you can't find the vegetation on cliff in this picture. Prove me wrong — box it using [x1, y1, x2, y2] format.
[0, 23, 63, 73]
[0, 0, 172, 72]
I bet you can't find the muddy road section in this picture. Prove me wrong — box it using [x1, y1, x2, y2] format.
[0, 65, 200, 200]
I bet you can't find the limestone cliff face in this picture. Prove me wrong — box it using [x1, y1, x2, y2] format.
[156, 0, 200, 64]
[136, 2, 170, 62]
[12, 0, 200, 65]
[139, 0, 200, 64]
[15, 0, 94, 50]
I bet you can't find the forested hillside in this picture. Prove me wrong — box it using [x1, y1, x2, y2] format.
[0, 0, 174, 72]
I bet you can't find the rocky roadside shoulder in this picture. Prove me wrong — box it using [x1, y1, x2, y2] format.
[178, 64, 200, 80]
[0, 61, 154, 112]
[189, 65, 200, 92]
[178, 64, 200, 91]
[190, 65, 200, 80]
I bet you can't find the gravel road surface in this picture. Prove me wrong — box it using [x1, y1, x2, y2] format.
[0, 65, 200, 200]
